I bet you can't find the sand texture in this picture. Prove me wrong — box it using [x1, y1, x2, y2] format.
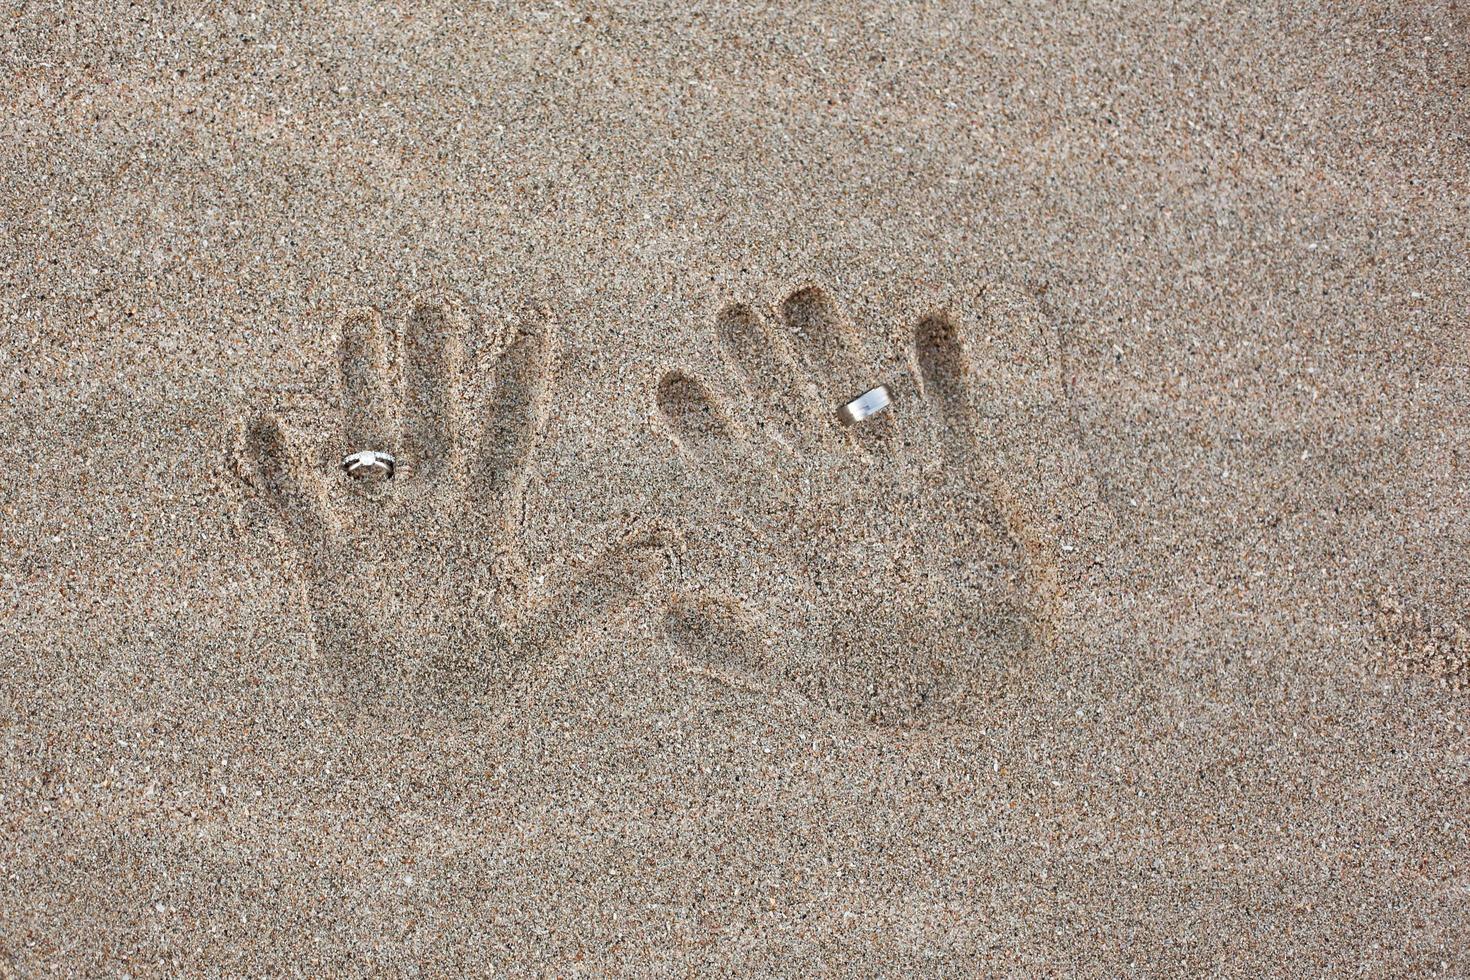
[2, 0, 1467, 975]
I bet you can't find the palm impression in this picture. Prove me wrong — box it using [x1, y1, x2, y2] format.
[656, 282, 1101, 729]
[233, 296, 672, 720]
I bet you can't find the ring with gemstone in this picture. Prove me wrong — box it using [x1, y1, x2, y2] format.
[342, 450, 396, 481]
[837, 385, 892, 426]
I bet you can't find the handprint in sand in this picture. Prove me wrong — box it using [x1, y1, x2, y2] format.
[656, 281, 1108, 728]
[234, 296, 673, 720]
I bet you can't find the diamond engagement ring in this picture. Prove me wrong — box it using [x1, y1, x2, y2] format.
[342, 450, 396, 481]
[837, 385, 892, 426]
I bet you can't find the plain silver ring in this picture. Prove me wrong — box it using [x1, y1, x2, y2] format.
[342, 450, 396, 481]
[837, 385, 892, 426]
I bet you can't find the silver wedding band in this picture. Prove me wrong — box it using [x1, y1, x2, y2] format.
[837, 385, 892, 426]
[342, 450, 396, 481]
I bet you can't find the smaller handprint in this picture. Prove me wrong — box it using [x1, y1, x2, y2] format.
[232, 295, 674, 722]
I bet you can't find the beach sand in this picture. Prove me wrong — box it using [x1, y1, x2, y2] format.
[2, 1, 1467, 974]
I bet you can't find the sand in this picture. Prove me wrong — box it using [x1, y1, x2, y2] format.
[2, 0, 1467, 974]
